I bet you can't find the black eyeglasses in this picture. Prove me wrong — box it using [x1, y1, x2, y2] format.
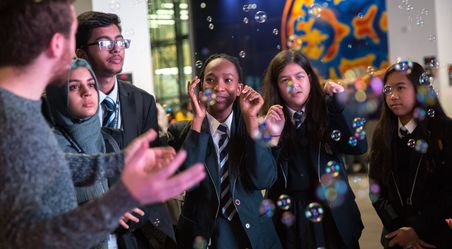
[85, 39, 131, 51]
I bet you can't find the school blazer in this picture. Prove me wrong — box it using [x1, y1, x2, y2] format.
[270, 96, 366, 249]
[115, 80, 175, 247]
[167, 118, 283, 249]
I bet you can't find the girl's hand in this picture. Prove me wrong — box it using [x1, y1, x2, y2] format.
[323, 81, 344, 95]
[187, 76, 206, 132]
[239, 85, 263, 137]
[264, 105, 285, 137]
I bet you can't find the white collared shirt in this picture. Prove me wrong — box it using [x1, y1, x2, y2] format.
[398, 118, 417, 138]
[206, 111, 233, 168]
[98, 78, 122, 129]
[286, 106, 306, 125]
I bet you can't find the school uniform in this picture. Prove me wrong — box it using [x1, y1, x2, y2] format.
[269, 95, 365, 249]
[167, 110, 282, 249]
[370, 118, 452, 248]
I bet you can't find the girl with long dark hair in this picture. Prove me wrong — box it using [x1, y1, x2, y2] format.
[369, 60, 452, 248]
[262, 50, 365, 249]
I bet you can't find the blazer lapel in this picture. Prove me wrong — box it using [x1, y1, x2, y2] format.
[118, 80, 137, 145]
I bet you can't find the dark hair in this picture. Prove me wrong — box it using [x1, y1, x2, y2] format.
[0, 0, 74, 67]
[262, 50, 327, 145]
[76, 11, 122, 50]
[369, 61, 449, 184]
[199, 53, 243, 85]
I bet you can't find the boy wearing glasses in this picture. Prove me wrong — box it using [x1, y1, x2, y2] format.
[75, 11, 175, 249]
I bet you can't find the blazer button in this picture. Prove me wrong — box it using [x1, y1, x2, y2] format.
[153, 218, 160, 227]
[235, 199, 240, 205]
[245, 223, 250, 229]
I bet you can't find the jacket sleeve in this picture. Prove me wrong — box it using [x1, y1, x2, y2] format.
[142, 93, 160, 147]
[368, 159, 404, 232]
[327, 94, 368, 155]
[1, 180, 140, 249]
[65, 152, 124, 187]
[243, 136, 278, 190]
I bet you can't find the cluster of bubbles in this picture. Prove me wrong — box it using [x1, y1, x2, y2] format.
[394, 58, 414, 73]
[325, 160, 341, 177]
[426, 58, 440, 71]
[305, 202, 324, 222]
[350, 117, 366, 146]
[258, 194, 295, 226]
[316, 173, 348, 207]
[242, 3, 257, 12]
[206, 16, 214, 30]
[398, 0, 414, 12]
[405, 137, 430, 154]
[239, 50, 246, 58]
[308, 4, 323, 18]
[287, 35, 303, 50]
[201, 88, 216, 106]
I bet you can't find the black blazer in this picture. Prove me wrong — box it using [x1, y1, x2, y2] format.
[113, 80, 175, 248]
[269, 95, 366, 249]
[117, 80, 159, 147]
[369, 120, 452, 248]
[167, 115, 283, 249]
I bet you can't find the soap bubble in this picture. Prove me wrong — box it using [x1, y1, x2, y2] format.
[195, 60, 203, 69]
[419, 72, 433, 85]
[415, 139, 428, 154]
[201, 88, 216, 106]
[427, 108, 435, 118]
[281, 211, 295, 226]
[254, 11, 267, 23]
[325, 161, 341, 177]
[305, 202, 324, 222]
[348, 137, 358, 147]
[407, 139, 415, 148]
[330, 130, 341, 141]
[259, 199, 275, 217]
[276, 194, 292, 210]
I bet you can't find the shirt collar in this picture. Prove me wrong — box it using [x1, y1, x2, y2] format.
[287, 106, 306, 125]
[206, 111, 233, 136]
[99, 78, 119, 103]
[398, 118, 417, 138]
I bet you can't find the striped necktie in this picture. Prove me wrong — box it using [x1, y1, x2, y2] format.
[400, 127, 409, 138]
[217, 123, 236, 221]
[102, 96, 116, 128]
[293, 111, 304, 129]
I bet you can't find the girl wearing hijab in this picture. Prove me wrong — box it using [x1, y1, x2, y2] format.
[46, 58, 140, 249]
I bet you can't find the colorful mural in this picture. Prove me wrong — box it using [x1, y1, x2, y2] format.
[281, 0, 388, 79]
